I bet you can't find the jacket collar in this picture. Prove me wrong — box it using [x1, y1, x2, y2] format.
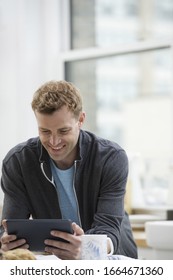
[37, 130, 88, 181]
[38, 130, 89, 165]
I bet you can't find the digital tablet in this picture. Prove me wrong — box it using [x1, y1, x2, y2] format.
[6, 219, 73, 252]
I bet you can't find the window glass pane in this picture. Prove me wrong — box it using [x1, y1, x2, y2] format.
[65, 48, 172, 158]
[71, 0, 173, 49]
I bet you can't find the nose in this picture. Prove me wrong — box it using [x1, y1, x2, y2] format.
[49, 134, 61, 146]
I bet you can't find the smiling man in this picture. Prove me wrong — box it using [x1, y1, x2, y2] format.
[36, 106, 85, 170]
[0, 80, 137, 259]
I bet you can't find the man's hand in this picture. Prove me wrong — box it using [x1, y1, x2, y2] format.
[0, 220, 29, 251]
[44, 222, 84, 260]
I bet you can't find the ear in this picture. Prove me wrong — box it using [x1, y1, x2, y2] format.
[78, 112, 86, 127]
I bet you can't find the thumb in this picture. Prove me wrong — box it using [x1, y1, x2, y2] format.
[72, 222, 84, 236]
[2, 219, 7, 232]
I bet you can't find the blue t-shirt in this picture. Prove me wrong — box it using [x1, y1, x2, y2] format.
[50, 160, 81, 225]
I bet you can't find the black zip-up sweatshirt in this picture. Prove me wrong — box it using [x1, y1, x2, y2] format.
[0, 130, 137, 258]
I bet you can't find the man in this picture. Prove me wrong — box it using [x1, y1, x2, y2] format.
[0, 80, 137, 259]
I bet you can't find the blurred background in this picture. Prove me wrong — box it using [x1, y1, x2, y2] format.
[0, 0, 173, 259]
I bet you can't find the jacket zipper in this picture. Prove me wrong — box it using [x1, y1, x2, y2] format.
[73, 160, 82, 227]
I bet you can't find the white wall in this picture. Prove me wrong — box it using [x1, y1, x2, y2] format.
[0, 0, 68, 205]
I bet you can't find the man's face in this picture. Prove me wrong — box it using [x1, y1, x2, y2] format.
[35, 105, 85, 169]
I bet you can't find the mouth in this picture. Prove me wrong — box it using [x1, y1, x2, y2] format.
[49, 145, 65, 153]
[52, 146, 64, 150]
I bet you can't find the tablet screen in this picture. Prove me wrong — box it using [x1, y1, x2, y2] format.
[6, 219, 73, 252]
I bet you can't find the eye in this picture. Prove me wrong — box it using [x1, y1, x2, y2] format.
[60, 128, 71, 134]
[40, 129, 50, 134]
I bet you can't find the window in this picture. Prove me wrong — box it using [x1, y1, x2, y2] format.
[62, 0, 173, 208]
[70, 0, 173, 48]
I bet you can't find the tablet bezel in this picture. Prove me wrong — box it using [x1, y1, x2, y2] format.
[6, 219, 73, 252]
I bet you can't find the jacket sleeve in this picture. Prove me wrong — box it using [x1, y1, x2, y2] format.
[1, 155, 31, 222]
[85, 149, 137, 258]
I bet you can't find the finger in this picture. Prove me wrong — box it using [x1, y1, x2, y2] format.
[2, 219, 7, 231]
[72, 223, 84, 236]
[49, 230, 73, 243]
[1, 232, 17, 243]
[44, 247, 74, 260]
[1, 231, 28, 252]
[49, 229, 82, 247]
[44, 244, 80, 260]
[1, 239, 29, 251]
[44, 238, 72, 250]
[44, 246, 68, 259]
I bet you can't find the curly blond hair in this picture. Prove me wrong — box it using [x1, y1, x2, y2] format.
[31, 80, 83, 118]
